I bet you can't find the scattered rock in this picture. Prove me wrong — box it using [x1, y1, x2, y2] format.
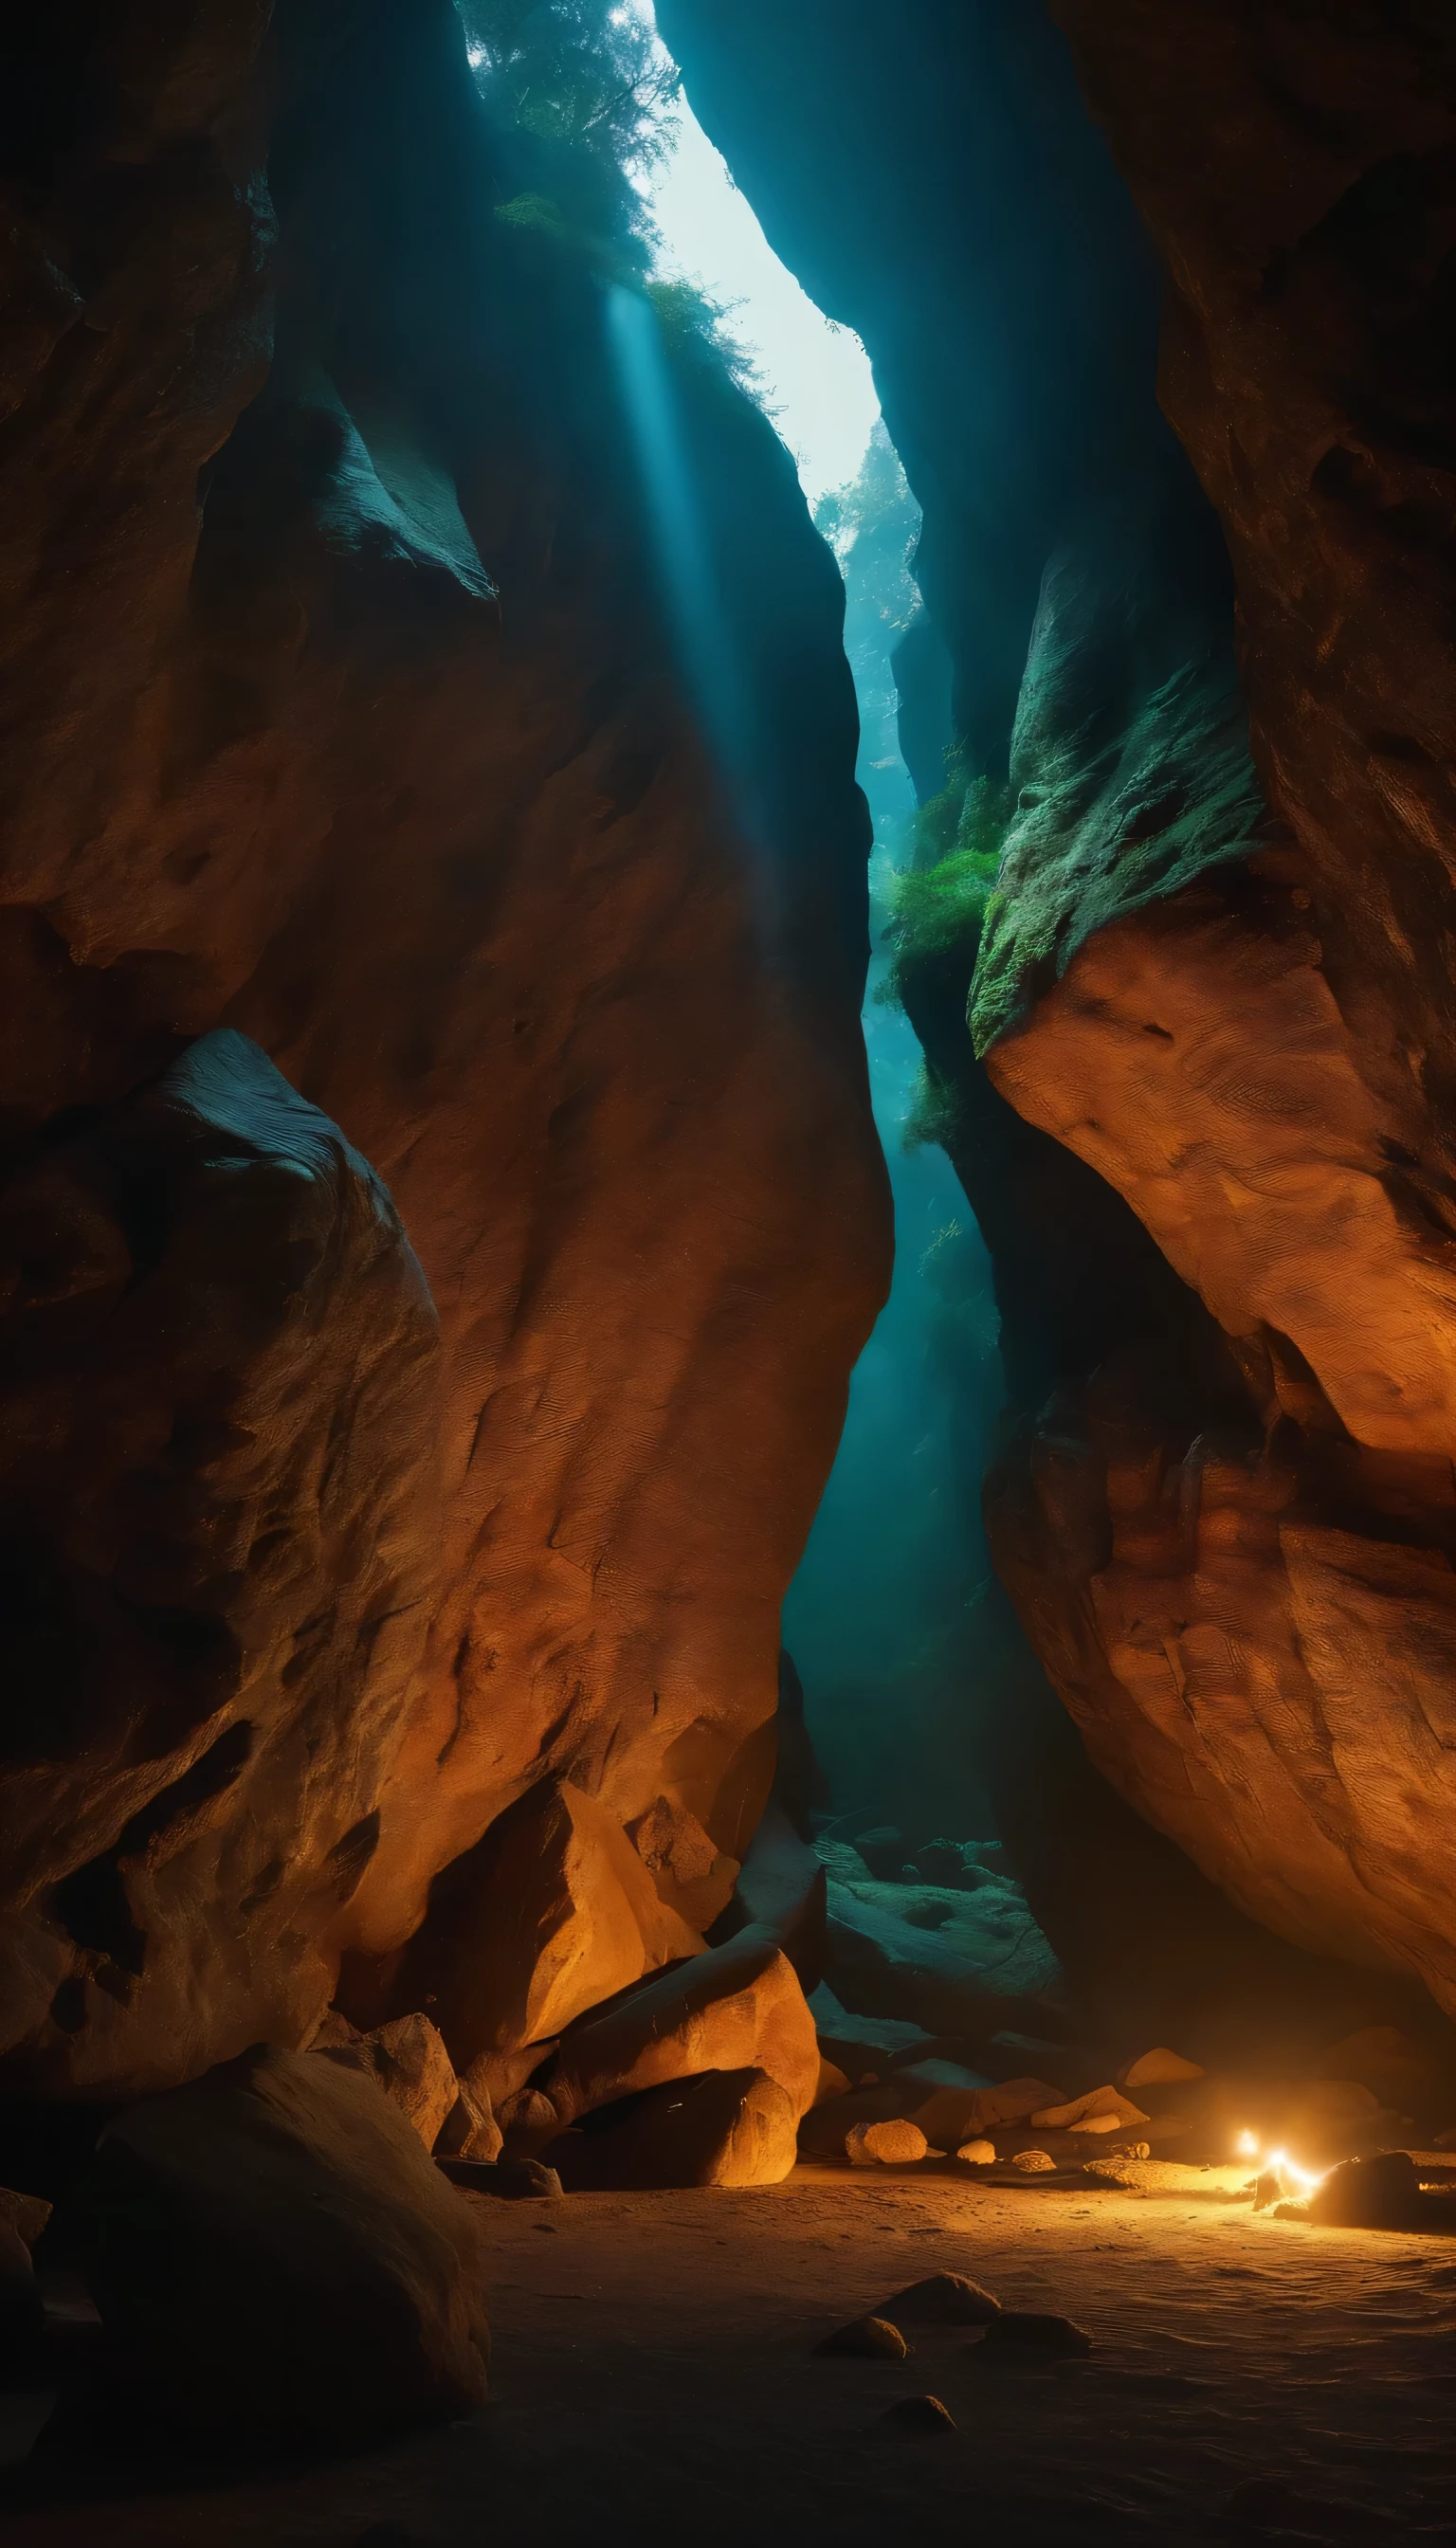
[0, 2188, 51, 2249]
[547, 2066, 798, 2190]
[846, 2119, 929, 2167]
[627, 1794, 738, 1933]
[880, 2393, 956, 2432]
[1010, 2149, 1056, 2173]
[956, 2138, 996, 2166]
[815, 2314, 909, 2359]
[64, 2044, 490, 2446]
[434, 2079, 502, 2163]
[437, 2156, 562, 2200]
[547, 1931, 819, 2135]
[497, 2087, 561, 2150]
[1307, 2150, 1424, 2230]
[400, 1778, 704, 2074]
[314, 2012, 459, 2150]
[965, 2077, 1068, 2130]
[1119, 2048, 1204, 2088]
[879, 2273, 1000, 2325]
[1031, 2087, 1150, 2131]
[981, 2311, 1091, 2357]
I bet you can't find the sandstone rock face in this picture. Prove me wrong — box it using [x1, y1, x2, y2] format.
[399, 1778, 704, 2076]
[0, 4, 885, 2091]
[67, 2044, 490, 2445]
[0, 1031, 439, 2099]
[663, 0, 1456, 2019]
[314, 2013, 459, 2150]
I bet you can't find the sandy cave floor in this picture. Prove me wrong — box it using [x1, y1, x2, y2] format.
[6, 2162, 1456, 2546]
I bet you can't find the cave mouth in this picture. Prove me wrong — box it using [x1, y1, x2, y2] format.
[3, 0, 1456, 2525]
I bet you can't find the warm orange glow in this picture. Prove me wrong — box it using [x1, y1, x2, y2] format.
[1235, 2129, 1259, 2157]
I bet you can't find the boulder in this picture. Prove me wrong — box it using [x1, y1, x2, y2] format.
[545, 1929, 820, 2132]
[814, 2059, 853, 2105]
[1120, 2048, 1203, 2089]
[65, 2044, 489, 2446]
[879, 2273, 1000, 2325]
[957, 2140, 996, 2166]
[970, 2077, 1068, 2129]
[549, 2067, 798, 2191]
[824, 1874, 1061, 2031]
[435, 2081, 503, 2164]
[399, 1778, 704, 2074]
[808, 1982, 937, 2081]
[1031, 2087, 1149, 2132]
[627, 1796, 739, 1935]
[314, 2013, 458, 2149]
[0, 1032, 441, 2102]
[880, 2393, 956, 2432]
[815, 2315, 908, 2360]
[1307, 2150, 1424, 2232]
[1010, 2150, 1056, 2174]
[846, 2120, 928, 2167]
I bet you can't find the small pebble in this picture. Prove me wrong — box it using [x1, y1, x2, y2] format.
[956, 2138, 996, 2166]
[1010, 2149, 1056, 2174]
[815, 2314, 910, 2360]
[880, 2393, 956, 2433]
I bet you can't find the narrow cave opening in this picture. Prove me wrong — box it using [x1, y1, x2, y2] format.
[4, 0, 1456, 2526]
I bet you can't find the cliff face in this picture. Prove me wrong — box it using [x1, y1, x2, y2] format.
[0, 1, 887, 2095]
[661, 0, 1456, 2016]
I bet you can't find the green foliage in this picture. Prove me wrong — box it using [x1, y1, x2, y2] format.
[458, 0, 679, 249]
[902, 1071, 962, 1155]
[880, 772, 1015, 1009]
[644, 276, 763, 400]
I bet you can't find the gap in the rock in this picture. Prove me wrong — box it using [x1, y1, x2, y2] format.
[642, 31, 1010, 1861]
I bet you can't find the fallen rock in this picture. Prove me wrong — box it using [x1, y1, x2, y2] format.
[547, 2067, 798, 2190]
[1307, 2150, 1424, 2231]
[546, 1930, 819, 2131]
[825, 1876, 1060, 2030]
[1031, 2087, 1149, 2131]
[1120, 2048, 1204, 2089]
[314, 2013, 458, 2150]
[627, 1795, 738, 1934]
[966, 2077, 1067, 2130]
[814, 2314, 909, 2360]
[0, 2188, 51, 2249]
[65, 2044, 490, 2445]
[400, 1778, 704, 2074]
[981, 2311, 1091, 2357]
[0, 2223, 42, 2373]
[846, 2120, 929, 2167]
[436, 2156, 562, 2200]
[880, 2393, 956, 2432]
[956, 2138, 996, 2166]
[710, 1803, 827, 1989]
[1084, 2157, 1241, 2196]
[434, 2080, 502, 2164]
[1010, 2149, 1056, 2174]
[853, 1827, 908, 1880]
[814, 2058, 852, 2105]
[879, 2273, 1000, 2325]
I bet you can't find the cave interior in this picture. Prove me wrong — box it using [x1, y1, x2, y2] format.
[1, 1, 1455, 2540]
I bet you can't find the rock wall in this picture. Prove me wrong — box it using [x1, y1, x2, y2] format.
[0, 1, 888, 2097]
[660, 0, 1456, 2018]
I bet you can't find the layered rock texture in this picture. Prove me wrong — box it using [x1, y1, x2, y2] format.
[0, 3, 885, 2103]
[662, 0, 1456, 2019]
